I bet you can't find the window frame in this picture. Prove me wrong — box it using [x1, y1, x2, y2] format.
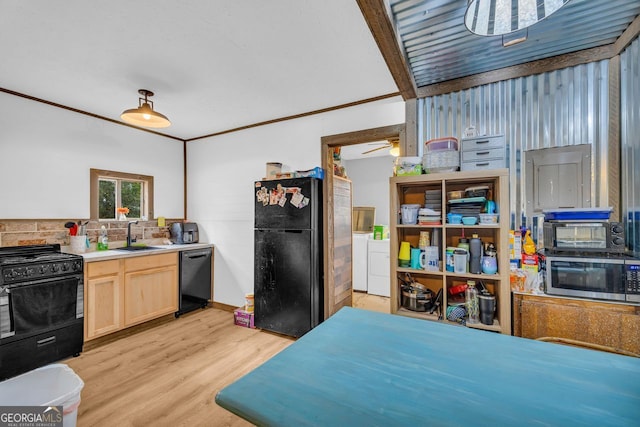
[90, 168, 154, 220]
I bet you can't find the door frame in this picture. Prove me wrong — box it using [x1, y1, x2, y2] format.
[320, 123, 405, 319]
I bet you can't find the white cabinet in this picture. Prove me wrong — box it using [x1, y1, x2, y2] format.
[367, 239, 390, 297]
[352, 233, 371, 292]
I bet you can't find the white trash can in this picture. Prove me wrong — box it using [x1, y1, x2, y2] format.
[0, 363, 84, 427]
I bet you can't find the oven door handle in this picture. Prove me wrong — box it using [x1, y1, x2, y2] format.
[0, 289, 16, 338]
[36, 336, 57, 347]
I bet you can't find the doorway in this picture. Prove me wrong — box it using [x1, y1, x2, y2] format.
[320, 123, 405, 319]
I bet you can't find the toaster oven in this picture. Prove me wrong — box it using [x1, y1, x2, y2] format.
[543, 221, 625, 254]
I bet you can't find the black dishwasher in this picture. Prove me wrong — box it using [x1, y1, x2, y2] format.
[176, 247, 212, 317]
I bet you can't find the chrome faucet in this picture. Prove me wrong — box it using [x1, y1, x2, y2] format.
[127, 220, 138, 247]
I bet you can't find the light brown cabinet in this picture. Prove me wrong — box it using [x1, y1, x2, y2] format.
[390, 169, 511, 334]
[123, 253, 178, 327]
[84, 252, 178, 341]
[513, 293, 640, 354]
[85, 259, 123, 340]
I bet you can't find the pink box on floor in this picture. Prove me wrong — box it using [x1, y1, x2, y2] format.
[234, 308, 255, 328]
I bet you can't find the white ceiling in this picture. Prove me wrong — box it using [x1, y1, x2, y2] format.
[0, 0, 399, 140]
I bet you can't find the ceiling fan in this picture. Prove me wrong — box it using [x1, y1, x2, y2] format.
[362, 138, 400, 156]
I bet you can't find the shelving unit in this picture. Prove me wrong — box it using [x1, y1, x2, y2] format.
[389, 169, 511, 334]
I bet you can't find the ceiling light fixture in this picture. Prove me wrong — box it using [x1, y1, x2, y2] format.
[464, 0, 571, 37]
[389, 141, 400, 157]
[120, 89, 171, 128]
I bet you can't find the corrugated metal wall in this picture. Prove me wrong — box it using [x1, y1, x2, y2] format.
[621, 37, 640, 257]
[418, 60, 610, 229]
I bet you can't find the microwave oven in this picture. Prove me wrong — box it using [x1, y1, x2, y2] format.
[542, 254, 640, 303]
[543, 221, 625, 254]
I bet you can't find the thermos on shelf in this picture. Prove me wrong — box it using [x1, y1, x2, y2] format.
[469, 234, 482, 274]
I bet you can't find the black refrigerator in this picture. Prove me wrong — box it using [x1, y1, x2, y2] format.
[254, 177, 323, 337]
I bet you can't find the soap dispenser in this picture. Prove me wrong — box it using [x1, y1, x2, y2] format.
[97, 226, 109, 251]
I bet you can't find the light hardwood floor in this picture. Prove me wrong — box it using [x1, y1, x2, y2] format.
[64, 292, 389, 426]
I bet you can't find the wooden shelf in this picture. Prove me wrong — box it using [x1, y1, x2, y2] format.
[396, 307, 441, 321]
[389, 169, 511, 335]
[397, 308, 503, 333]
[397, 267, 444, 276]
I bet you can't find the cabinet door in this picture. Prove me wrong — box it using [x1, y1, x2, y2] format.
[86, 274, 122, 339]
[515, 294, 640, 354]
[124, 266, 178, 326]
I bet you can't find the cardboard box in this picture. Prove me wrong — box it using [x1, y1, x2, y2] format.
[234, 308, 255, 328]
[373, 225, 389, 240]
[509, 230, 522, 260]
[521, 253, 539, 273]
[394, 157, 422, 176]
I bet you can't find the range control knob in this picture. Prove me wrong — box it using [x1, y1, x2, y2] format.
[612, 224, 623, 234]
[613, 236, 624, 246]
[51, 264, 59, 273]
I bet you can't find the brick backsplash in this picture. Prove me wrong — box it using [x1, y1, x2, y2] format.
[0, 219, 176, 248]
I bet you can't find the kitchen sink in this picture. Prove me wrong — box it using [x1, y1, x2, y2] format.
[114, 246, 162, 252]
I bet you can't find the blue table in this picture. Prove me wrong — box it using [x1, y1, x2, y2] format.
[216, 307, 640, 426]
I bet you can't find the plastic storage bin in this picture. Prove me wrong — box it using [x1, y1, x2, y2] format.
[0, 364, 84, 427]
[543, 207, 612, 221]
[423, 137, 459, 173]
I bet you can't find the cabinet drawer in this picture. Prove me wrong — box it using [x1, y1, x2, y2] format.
[87, 259, 121, 277]
[124, 252, 177, 272]
[461, 135, 505, 151]
[461, 147, 505, 162]
[461, 158, 506, 171]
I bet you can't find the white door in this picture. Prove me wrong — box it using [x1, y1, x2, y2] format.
[367, 239, 390, 297]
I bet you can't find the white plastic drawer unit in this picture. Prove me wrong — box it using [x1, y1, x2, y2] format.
[461, 135, 505, 151]
[461, 135, 506, 171]
[461, 147, 505, 162]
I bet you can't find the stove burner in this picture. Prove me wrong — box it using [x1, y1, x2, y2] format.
[0, 244, 83, 285]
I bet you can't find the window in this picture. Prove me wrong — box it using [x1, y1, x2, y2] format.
[90, 169, 154, 220]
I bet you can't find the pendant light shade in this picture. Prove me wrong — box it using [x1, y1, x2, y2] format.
[465, 0, 571, 36]
[121, 89, 171, 128]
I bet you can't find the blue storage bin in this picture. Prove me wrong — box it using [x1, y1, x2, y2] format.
[543, 207, 612, 221]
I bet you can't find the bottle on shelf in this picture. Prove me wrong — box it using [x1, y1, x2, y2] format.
[465, 280, 479, 324]
[458, 237, 470, 272]
[418, 231, 430, 250]
[469, 234, 482, 274]
[482, 243, 498, 274]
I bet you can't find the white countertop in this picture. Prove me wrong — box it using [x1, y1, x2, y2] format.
[69, 243, 214, 262]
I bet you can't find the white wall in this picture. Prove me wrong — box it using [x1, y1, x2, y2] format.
[342, 155, 394, 226]
[187, 96, 405, 307]
[0, 92, 184, 219]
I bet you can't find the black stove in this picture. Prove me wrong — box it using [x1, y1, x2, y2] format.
[0, 244, 84, 380]
[0, 245, 83, 284]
